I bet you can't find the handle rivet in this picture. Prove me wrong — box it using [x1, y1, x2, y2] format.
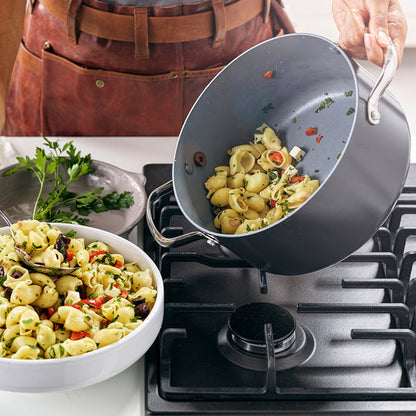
[184, 162, 193, 174]
[371, 111, 381, 121]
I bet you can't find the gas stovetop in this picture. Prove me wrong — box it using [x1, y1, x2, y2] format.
[143, 163, 416, 415]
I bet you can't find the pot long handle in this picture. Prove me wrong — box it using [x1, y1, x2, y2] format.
[367, 38, 398, 125]
[146, 179, 219, 248]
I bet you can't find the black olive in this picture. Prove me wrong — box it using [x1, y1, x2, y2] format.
[132, 297, 146, 306]
[11, 270, 23, 279]
[194, 152, 206, 166]
[135, 303, 150, 319]
[3, 287, 12, 299]
[54, 233, 71, 260]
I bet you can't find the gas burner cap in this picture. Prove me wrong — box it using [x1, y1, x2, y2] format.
[218, 303, 316, 372]
[228, 302, 296, 354]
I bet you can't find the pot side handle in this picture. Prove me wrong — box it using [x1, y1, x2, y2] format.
[367, 38, 398, 125]
[146, 180, 219, 248]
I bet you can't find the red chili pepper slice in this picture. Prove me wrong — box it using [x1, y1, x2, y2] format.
[120, 291, 129, 299]
[80, 295, 112, 310]
[263, 70, 273, 79]
[270, 200, 276, 208]
[70, 331, 91, 341]
[66, 251, 74, 261]
[269, 151, 284, 164]
[89, 250, 107, 260]
[290, 176, 305, 184]
[114, 260, 123, 268]
[40, 312, 48, 320]
[316, 134, 323, 144]
[82, 299, 102, 309]
[71, 304, 82, 310]
[47, 307, 55, 317]
[305, 127, 318, 136]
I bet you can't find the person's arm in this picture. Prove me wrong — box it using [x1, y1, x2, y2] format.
[332, 0, 407, 67]
[0, 0, 26, 133]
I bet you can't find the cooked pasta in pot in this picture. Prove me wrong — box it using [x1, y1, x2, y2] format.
[0, 220, 157, 359]
[204, 124, 320, 235]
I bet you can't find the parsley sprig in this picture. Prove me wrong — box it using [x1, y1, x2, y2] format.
[4, 138, 134, 224]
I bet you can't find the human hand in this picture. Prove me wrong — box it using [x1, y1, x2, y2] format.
[332, 0, 407, 67]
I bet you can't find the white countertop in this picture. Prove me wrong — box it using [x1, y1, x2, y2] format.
[0, 136, 178, 416]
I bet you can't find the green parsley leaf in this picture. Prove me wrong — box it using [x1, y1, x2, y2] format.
[4, 138, 135, 224]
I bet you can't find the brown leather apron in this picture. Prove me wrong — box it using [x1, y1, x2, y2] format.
[3, 0, 294, 137]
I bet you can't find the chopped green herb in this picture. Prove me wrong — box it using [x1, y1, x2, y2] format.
[268, 171, 278, 181]
[262, 103, 274, 114]
[337, 153, 341, 159]
[49, 347, 56, 358]
[292, 117, 297, 123]
[346, 107, 355, 115]
[345, 90, 353, 97]
[315, 101, 326, 113]
[59, 345, 65, 357]
[22, 319, 33, 324]
[325, 97, 334, 107]
[88, 293, 99, 299]
[6, 337, 16, 349]
[315, 97, 334, 113]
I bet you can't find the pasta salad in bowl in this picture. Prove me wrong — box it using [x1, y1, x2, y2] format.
[0, 221, 163, 392]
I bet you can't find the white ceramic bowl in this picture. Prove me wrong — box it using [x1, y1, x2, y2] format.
[0, 223, 163, 393]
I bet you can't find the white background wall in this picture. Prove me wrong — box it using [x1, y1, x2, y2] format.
[285, 0, 416, 161]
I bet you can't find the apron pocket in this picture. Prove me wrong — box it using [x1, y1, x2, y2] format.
[41, 48, 185, 137]
[5, 44, 225, 137]
[3, 43, 42, 136]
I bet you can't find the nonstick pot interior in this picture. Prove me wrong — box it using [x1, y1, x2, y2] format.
[173, 34, 357, 235]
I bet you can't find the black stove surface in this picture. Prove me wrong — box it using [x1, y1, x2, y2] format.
[143, 163, 416, 415]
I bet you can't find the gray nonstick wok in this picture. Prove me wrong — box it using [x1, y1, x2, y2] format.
[147, 34, 410, 275]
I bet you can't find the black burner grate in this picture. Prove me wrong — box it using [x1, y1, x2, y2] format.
[143, 163, 416, 415]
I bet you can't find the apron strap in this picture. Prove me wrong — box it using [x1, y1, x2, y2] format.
[67, 0, 83, 44]
[211, 0, 226, 48]
[263, 0, 271, 23]
[134, 8, 150, 59]
[271, 0, 295, 34]
[39, 0, 268, 44]
[29, 0, 38, 14]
